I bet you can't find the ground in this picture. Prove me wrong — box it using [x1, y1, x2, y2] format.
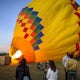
[0, 62, 80, 80]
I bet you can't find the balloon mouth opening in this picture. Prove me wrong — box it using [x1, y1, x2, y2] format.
[10, 49, 23, 64]
[12, 50, 22, 59]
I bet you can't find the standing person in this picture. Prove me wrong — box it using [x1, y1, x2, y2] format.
[37, 62, 43, 70]
[46, 60, 58, 80]
[45, 60, 50, 69]
[65, 54, 77, 80]
[15, 58, 32, 80]
[62, 52, 70, 80]
[43, 60, 50, 80]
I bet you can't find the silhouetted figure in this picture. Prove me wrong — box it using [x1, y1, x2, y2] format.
[15, 58, 32, 80]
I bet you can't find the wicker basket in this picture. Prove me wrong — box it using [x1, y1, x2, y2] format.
[0, 56, 11, 65]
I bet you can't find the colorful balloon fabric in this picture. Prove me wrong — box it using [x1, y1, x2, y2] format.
[9, 0, 80, 63]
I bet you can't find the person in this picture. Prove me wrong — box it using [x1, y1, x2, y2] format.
[46, 60, 58, 80]
[43, 60, 50, 80]
[37, 62, 43, 70]
[62, 52, 70, 80]
[65, 54, 77, 80]
[45, 60, 50, 69]
[62, 52, 70, 68]
[15, 58, 32, 80]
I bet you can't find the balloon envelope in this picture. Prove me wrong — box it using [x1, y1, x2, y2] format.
[9, 0, 80, 63]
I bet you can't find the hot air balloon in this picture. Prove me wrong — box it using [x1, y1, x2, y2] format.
[9, 0, 80, 63]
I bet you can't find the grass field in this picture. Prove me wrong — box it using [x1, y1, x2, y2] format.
[0, 62, 80, 80]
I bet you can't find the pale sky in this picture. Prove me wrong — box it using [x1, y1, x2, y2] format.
[0, 0, 80, 53]
[0, 0, 31, 52]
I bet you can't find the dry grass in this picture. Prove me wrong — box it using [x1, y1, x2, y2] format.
[0, 62, 80, 80]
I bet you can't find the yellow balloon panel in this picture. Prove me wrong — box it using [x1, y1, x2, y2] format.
[9, 0, 80, 63]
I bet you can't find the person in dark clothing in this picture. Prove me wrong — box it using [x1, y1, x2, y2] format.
[15, 58, 32, 80]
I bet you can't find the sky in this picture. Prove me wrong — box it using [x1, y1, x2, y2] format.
[0, 0, 80, 53]
[0, 0, 31, 53]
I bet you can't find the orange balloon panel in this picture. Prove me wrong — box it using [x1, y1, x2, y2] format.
[9, 37, 35, 63]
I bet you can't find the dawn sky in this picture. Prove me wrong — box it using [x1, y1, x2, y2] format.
[0, 0, 31, 52]
[0, 0, 80, 53]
